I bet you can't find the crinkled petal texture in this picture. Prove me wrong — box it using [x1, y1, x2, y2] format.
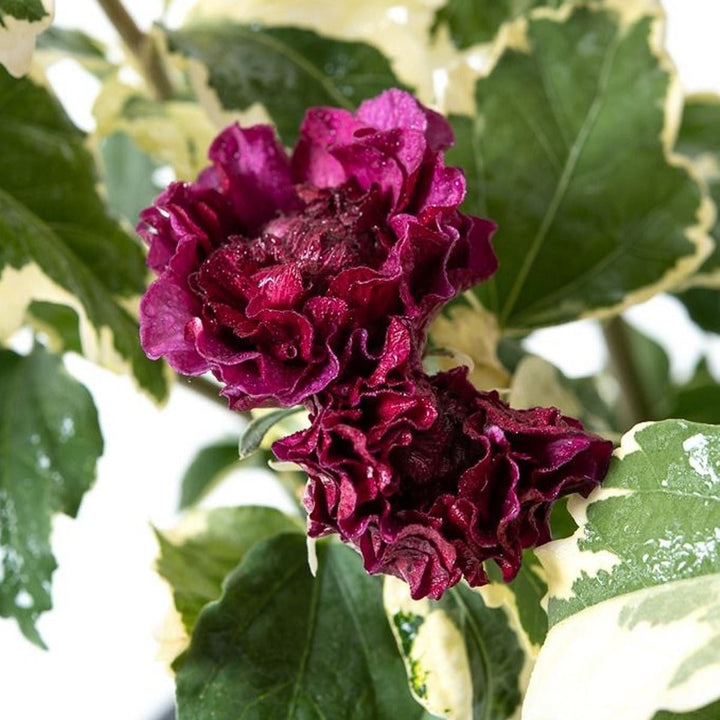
[274, 368, 613, 600]
[138, 89, 496, 409]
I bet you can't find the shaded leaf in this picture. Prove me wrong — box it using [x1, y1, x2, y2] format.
[652, 699, 720, 720]
[676, 286, 720, 335]
[674, 95, 720, 281]
[0, 68, 168, 400]
[385, 576, 526, 719]
[238, 406, 303, 460]
[484, 550, 549, 648]
[450, 7, 709, 330]
[0, 344, 102, 645]
[607, 317, 672, 422]
[178, 438, 240, 509]
[156, 506, 303, 634]
[0, 0, 48, 24]
[27, 300, 82, 354]
[432, 0, 562, 48]
[167, 22, 407, 145]
[175, 534, 430, 719]
[669, 358, 720, 425]
[93, 75, 217, 181]
[36, 25, 105, 58]
[673, 96, 720, 329]
[100, 131, 163, 227]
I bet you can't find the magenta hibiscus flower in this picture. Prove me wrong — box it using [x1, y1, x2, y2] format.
[138, 89, 496, 410]
[273, 367, 614, 600]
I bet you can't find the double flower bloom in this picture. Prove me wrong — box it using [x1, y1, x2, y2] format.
[138, 89, 612, 599]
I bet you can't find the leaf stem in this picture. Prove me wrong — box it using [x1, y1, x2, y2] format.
[602, 316, 652, 429]
[95, 0, 174, 101]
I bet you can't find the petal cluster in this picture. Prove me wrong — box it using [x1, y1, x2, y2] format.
[139, 88, 613, 598]
[274, 367, 613, 599]
[138, 89, 496, 409]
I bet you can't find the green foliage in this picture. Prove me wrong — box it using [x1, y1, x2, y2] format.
[485, 550, 549, 647]
[0, 0, 48, 25]
[677, 287, 720, 335]
[675, 95, 720, 279]
[674, 96, 720, 331]
[449, 6, 707, 330]
[669, 359, 720, 425]
[432, 0, 562, 48]
[524, 420, 720, 720]
[442, 585, 525, 719]
[0, 67, 168, 400]
[36, 26, 106, 59]
[27, 301, 83, 354]
[100, 132, 163, 227]
[178, 439, 240, 509]
[653, 699, 720, 720]
[166, 23, 407, 145]
[385, 576, 526, 720]
[238, 406, 304, 460]
[542, 419, 720, 626]
[156, 506, 303, 635]
[0, 344, 102, 646]
[175, 534, 430, 719]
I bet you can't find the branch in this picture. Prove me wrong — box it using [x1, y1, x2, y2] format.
[95, 0, 174, 101]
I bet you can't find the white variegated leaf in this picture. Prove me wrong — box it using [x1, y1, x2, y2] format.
[525, 420, 720, 720]
[0, 0, 53, 77]
[523, 574, 720, 720]
[384, 576, 527, 720]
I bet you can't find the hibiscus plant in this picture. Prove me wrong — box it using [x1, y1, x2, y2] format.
[1, 0, 720, 718]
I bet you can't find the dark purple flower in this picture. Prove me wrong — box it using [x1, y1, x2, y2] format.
[273, 367, 613, 600]
[138, 89, 496, 410]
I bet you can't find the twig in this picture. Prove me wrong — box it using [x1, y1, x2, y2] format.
[95, 0, 174, 101]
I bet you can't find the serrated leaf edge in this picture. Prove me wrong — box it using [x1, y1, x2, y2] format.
[457, 3, 714, 333]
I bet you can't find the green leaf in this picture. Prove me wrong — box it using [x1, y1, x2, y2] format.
[27, 300, 83, 354]
[652, 699, 720, 720]
[175, 534, 430, 719]
[431, 0, 562, 48]
[539, 419, 720, 626]
[523, 420, 720, 720]
[178, 439, 240, 510]
[669, 358, 720, 425]
[611, 318, 673, 421]
[676, 287, 720, 335]
[673, 96, 720, 328]
[0, 68, 169, 400]
[451, 6, 709, 331]
[675, 95, 720, 281]
[36, 26, 106, 59]
[384, 577, 527, 719]
[0, 0, 48, 25]
[0, 344, 102, 646]
[155, 506, 303, 635]
[238, 406, 303, 460]
[100, 131, 163, 227]
[484, 550, 548, 648]
[167, 23, 407, 145]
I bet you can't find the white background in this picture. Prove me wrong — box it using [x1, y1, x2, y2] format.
[1, 2, 719, 719]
